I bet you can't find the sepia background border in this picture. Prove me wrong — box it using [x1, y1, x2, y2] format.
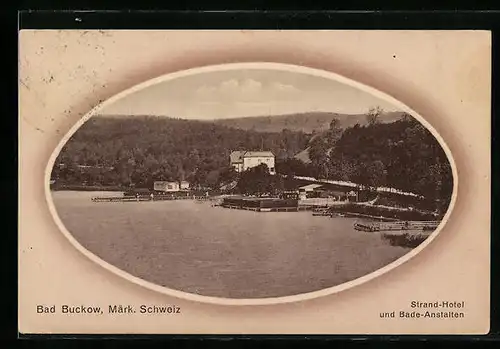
[44, 62, 459, 306]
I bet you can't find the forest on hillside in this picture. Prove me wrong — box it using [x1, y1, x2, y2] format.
[51, 113, 453, 210]
[51, 115, 311, 189]
[278, 115, 453, 209]
[213, 110, 403, 133]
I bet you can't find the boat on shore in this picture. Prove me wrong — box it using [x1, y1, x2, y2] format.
[312, 208, 330, 216]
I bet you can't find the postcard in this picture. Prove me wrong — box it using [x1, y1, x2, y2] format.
[18, 30, 491, 335]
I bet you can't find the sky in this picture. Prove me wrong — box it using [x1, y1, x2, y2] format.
[99, 69, 401, 120]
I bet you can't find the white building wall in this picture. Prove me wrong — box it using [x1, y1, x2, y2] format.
[232, 163, 244, 172]
[243, 156, 275, 174]
[154, 181, 180, 192]
[165, 182, 180, 192]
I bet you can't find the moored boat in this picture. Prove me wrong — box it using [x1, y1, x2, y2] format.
[312, 208, 330, 216]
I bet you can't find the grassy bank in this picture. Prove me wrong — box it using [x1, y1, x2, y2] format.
[329, 202, 439, 221]
[381, 231, 431, 248]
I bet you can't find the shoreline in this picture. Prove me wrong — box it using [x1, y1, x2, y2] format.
[52, 189, 441, 222]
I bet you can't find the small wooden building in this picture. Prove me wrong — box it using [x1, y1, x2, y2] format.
[154, 181, 180, 193]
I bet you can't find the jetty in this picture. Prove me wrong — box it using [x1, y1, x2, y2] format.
[92, 196, 150, 202]
[354, 221, 440, 232]
[352, 220, 441, 248]
[223, 205, 314, 212]
[91, 195, 211, 203]
[339, 212, 399, 222]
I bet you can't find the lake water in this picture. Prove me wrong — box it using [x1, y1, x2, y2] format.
[51, 191, 411, 299]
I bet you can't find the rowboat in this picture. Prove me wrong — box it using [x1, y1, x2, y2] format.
[312, 208, 330, 216]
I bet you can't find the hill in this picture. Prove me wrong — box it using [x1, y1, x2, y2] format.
[276, 117, 453, 211]
[52, 113, 452, 211]
[52, 115, 311, 189]
[213, 111, 404, 133]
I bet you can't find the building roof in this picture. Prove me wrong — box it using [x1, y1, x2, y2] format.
[230, 150, 275, 163]
[242, 151, 275, 158]
[230, 150, 245, 163]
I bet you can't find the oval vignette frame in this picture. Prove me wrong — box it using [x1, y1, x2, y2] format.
[44, 62, 459, 306]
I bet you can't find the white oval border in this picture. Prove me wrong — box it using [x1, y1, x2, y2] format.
[44, 62, 459, 306]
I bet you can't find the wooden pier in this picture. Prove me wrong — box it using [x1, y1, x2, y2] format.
[354, 220, 440, 232]
[340, 212, 399, 222]
[221, 204, 314, 212]
[91, 195, 212, 203]
[91, 196, 149, 202]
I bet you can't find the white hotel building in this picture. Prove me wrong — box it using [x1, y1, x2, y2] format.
[230, 151, 276, 175]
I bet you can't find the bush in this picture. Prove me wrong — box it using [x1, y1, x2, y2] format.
[382, 232, 429, 248]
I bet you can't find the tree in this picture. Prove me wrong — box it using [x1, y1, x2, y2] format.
[399, 112, 415, 123]
[275, 158, 310, 177]
[367, 106, 384, 125]
[308, 137, 330, 178]
[365, 160, 387, 189]
[206, 170, 220, 189]
[218, 166, 238, 184]
[236, 163, 273, 195]
[326, 117, 342, 142]
[329, 117, 340, 131]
